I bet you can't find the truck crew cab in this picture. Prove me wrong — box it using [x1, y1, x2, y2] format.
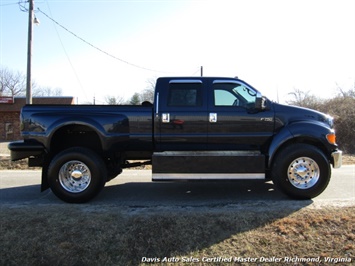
[9, 77, 342, 203]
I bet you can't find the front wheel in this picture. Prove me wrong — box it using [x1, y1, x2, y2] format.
[272, 144, 331, 199]
[47, 147, 107, 203]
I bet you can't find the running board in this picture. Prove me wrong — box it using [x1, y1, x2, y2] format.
[152, 151, 265, 181]
[153, 173, 264, 181]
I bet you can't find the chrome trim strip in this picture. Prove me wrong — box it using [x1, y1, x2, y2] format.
[169, 79, 202, 84]
[153, 151, 261, 156]
[153, 173, 265, 180]
[155, 92, 159, 116]
[213, 79, 241, 84]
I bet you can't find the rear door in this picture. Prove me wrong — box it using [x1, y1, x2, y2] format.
[208, 79, 274, 150]
[155, 79, 208, 151]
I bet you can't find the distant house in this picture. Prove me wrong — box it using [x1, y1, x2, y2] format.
[0, 96, 75, 141]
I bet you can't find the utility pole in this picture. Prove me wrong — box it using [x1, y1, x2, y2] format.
[26, 0, 34, 104]
[200, 66, 203, 77]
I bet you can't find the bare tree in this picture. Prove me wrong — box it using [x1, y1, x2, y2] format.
[1, 66, 67, 98]
[0, 67, 26, 96]
[33, 86, 63, 97]
[105, 77, 156, 105]
[336, 82, 355, 98]
[140, 87, 154, 103]
[141, 78, 156, 103]
[286, 88, 322, 109]
[105, 95, 126, 105]
[286, 86, 355, 153]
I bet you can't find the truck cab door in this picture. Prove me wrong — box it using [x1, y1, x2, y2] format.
[154, 79, 208, 151]
[208, 80, 274, 150]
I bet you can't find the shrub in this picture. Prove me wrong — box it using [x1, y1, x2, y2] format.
[287, 88, 355, 154]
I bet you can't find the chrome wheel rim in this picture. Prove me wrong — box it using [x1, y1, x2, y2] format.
[287, 157, 320, 189]
[59, 160, 91, 193]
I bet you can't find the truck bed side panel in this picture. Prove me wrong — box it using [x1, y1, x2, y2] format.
[20, 105, 153, 153]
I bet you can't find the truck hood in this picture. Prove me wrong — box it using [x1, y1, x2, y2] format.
[272, 102, 334, 129]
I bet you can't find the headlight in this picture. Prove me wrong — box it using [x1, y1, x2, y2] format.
[326, 115, 334, 128]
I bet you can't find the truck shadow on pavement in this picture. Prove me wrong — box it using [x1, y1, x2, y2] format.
[97, 180, 296, 205]
[0, 180, 310, 206]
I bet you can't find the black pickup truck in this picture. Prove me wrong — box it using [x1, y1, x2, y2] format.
[9, 77, 342, 203]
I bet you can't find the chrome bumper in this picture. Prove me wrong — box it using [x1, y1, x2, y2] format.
[331, 150, 342, 169]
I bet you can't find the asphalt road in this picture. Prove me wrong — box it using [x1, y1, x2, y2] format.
[0, 165, 354, 210]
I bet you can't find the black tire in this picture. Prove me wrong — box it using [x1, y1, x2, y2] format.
[271, 144, 330, 199]
[47, 147, 107, 203]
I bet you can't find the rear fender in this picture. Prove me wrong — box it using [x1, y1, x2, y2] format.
[46, 117, 105, 147]
[46, 114, 129, 151]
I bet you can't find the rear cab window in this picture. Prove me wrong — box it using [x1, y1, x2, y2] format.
[168, 82, 203, 107]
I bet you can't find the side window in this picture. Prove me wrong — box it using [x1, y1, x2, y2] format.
[168, 83, 202, 107]
[214, 89, 238, 106]
[213, 83, 257, 108]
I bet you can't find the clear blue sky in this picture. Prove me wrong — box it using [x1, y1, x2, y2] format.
[1, 0, 354, 104]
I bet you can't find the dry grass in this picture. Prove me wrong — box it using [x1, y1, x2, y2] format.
[1, 205, 354, 266]
[1, 154, 354, 265]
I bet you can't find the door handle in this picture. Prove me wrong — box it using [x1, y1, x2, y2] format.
[162, 113, 170, 123]
[209, 113, 217, 123]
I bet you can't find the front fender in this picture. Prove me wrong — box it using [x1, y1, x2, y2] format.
[268, 127, 293, 168]
[268, 121, 335, 168]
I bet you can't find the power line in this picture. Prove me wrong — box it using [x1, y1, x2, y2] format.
[0, 2, 19, 7]
[0, 3, 16, 7]
[44, 1, 88, 102]
[37, 8, 171, 74]
[18, 0, 29, 12]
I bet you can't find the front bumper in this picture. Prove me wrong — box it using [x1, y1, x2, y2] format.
[331, 150, 342, 169]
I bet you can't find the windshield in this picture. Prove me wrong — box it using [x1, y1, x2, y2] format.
[233, 85, 256, 103]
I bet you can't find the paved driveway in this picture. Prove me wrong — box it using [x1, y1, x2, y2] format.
[0, 165, 354, 210]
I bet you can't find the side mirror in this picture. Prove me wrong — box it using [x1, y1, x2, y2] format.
[255, 92, 267, 111]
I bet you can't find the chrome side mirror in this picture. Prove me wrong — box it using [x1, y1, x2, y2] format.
[255, 92, 267, 111]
